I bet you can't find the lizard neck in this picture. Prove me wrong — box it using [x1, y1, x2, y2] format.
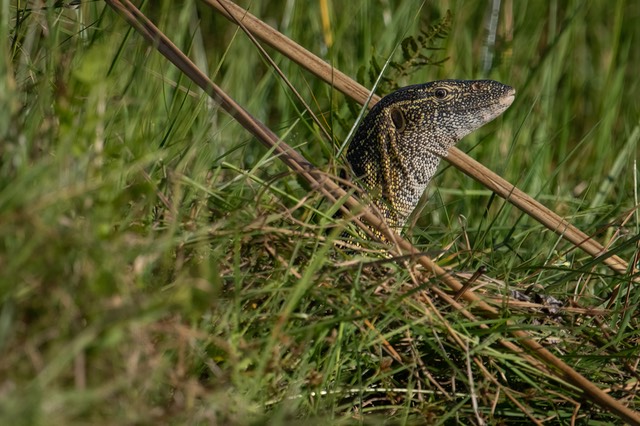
[351, 130, 447, 228]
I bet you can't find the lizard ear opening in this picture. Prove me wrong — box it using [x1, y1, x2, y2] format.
[389, 107, 405, 131]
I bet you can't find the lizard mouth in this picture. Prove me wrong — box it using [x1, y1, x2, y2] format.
[477, 87, 516, 122]
[452, 87, 516, 140]
[500, 87, 517, 107]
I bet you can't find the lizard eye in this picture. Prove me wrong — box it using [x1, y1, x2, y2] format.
[434, 88, 448, 99]
[389, 107, 405, 131]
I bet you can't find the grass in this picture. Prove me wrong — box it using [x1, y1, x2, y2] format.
[2, 0, 639, 424]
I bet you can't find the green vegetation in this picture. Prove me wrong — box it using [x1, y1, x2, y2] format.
[1, 0, 639, 424]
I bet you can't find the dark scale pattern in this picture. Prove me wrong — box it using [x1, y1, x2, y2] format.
[346, 79, 515, 232]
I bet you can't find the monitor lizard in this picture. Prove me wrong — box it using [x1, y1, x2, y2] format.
[346, 79, 515, 233]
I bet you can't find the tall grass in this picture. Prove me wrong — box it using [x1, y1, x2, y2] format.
[1, 0, 638, 424]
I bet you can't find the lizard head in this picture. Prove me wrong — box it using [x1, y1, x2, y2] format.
[372, 79, 516, 156]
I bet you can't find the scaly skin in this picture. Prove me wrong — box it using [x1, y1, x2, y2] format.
[347, 80, 515, 231]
